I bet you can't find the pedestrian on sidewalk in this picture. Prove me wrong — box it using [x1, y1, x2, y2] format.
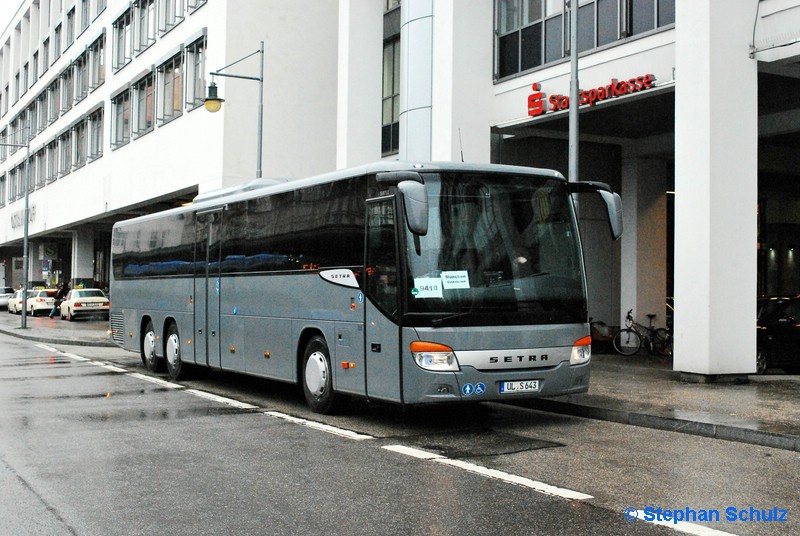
[49, 281, 70, 318]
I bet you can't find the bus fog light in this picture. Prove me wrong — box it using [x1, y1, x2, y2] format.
[570, 336, 592, 365]
[411, 341, 460, 372]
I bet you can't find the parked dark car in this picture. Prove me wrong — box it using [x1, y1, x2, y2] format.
[756, 296, 800, 374]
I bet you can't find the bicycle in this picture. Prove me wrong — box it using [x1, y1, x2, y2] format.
[612, 309, 672, 356]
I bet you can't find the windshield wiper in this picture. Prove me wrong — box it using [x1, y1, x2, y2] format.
[430, 311, 473, 327]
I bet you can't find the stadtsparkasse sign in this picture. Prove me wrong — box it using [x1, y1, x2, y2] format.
[527, 74, 656, 117]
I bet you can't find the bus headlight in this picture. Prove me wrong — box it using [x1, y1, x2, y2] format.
[570, 336, 592, 365]
[411, 341, 459, 371]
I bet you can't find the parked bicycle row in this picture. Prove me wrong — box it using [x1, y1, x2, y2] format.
[591, 309, 672, 357]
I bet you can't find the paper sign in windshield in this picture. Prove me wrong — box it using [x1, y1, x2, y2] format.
[442, 271, 470, 289]
[412, 278, 443, 299]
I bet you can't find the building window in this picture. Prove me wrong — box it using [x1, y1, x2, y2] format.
[112, 89, 131, 147]
[8, 168, 16, 202]
[35, 149, 47, 188]
[187, 0, 208, 13]
[113, 9, 134, 71]
[494, 0, 675, 79]
[89, 108, 104, 160]
[27, 103, 37, 140]
[36, 92, 48, 133]
[89, 35, 105, 89]
[59, 130, 73, 177]
[0, 174, 5, 207]
[136, 0, 157, 51]
[75, 52, 89, 102]
[54, 24, 63, 60]
[9, 118, 19, 155]
[160, 0, 185, 33]
[66, 8, 76, 49]
[95, 0, 107, 16]
[42, 38, 50, 71]
[22, 63, 29, 96]
[29, 150, 39, 189]
[61, 67, 74, 112]
[134, 72, 155, 135]
[46, 140, 59, 183]
[0, 129, 6, 162]
[382, 38, 400, 156]
[158, 53, 183, 124]
[32, 52, 39, 84]
[81, 0, 91, 32]
[75, 121, 88, 169]
[47, 80, 60, 124]
[186, 36, 206, 109]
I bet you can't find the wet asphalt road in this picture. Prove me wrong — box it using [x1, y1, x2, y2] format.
[1, 333, 798, 536]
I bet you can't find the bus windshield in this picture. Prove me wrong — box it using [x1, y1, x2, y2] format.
[403, 172, 587, 327]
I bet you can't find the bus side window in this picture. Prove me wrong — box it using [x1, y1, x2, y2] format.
[366, 200, 399, 321]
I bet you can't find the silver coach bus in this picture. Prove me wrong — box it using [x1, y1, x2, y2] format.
[110, 162, 622, 413]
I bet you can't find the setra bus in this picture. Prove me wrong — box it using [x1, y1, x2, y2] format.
[109, 161, 622, 413]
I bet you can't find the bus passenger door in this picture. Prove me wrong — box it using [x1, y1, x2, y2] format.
[364, 198, 402, 402]
[195, 209, 223, 369]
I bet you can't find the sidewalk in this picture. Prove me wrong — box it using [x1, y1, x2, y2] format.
[523, 353, 800, 452]
[0, 309, 115, 347]
[1, 310, 798, 451]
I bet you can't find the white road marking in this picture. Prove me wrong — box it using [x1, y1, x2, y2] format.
[437, 458, 593, 500]
[185, 389, 259, 410]
[34, 343, 60, 353]
[265, 411, 374, 440]
[126, 372, 184, 389]
[382, 445, 444, 460]
[59, 352, 90, 362]
[89, 361, 128, 373]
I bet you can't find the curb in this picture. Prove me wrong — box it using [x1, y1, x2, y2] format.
[0, 327, 116, 348]
[523, 398, 800, 453]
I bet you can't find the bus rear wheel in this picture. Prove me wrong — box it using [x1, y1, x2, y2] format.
[165, 323, 187, 380]
[141, 320, 164, 372]
[302, 336, 338, 414]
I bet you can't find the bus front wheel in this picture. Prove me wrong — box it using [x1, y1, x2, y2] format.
[141, 320, 164, 372]
[165, 323, 186, 380]
[302, 336, 338, 414]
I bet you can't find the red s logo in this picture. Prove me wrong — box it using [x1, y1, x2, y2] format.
[528, 83, 545, 117]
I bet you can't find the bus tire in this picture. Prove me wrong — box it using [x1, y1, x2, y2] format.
[165, 323, 187, 380]
[302, 335, 338, 414]
[141, 320, 164, 372]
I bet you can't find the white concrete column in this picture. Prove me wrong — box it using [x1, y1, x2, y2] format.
[399, 0, 433, 161]
[336, 0, 383, 169]
[72, 228, 94, 284]
[673, 1, 758, 376]
[620, 156, 669, 329]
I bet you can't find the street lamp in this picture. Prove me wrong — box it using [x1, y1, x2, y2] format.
[204, 41, 264, 178]
[0, 121, 32, 329]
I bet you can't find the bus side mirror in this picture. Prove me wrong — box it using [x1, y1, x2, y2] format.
[568, 181, 623, 241]
[598, 190, 623, 240]
[398, 180, 429, 236]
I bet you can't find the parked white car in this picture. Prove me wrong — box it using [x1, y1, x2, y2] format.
[27, 289, 58, 316]
[0, 286, 14, 309]
[60, 289, 110, 321]
[7, 290, 33, 314]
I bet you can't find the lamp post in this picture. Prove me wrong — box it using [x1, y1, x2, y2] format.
[204, 41, 265, 179]
[0, 121, 32, 329]
[568, 0, 579, 184]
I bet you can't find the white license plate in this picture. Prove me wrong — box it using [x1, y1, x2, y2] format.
[500, 380, 540, 394]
